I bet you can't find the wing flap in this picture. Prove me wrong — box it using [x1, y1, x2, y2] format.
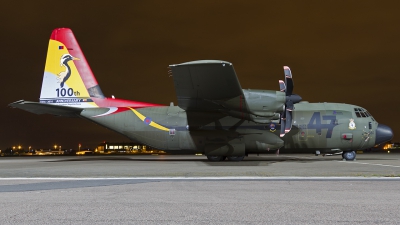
[9, 100, 83, 117]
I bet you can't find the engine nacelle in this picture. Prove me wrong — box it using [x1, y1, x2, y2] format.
[243, 89, 285, 123]
[255, 141, 283, 151]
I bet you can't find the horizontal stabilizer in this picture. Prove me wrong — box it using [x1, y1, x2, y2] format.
[9, 100, 83, 117]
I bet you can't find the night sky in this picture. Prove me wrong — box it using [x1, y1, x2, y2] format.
[1, 1, 399, 150]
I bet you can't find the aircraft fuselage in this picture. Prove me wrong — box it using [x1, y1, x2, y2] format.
[81, 102, 379, 155]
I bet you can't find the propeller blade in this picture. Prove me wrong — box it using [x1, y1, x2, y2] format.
[279, 66, 300, 137]
[279, 80, 286, 92]
[283, 66, 293, 96]
[280, 122, 285, 137]
[285, 110, 292, 134]
[280, 112, 286, 137]
[286, 101, 294, 111]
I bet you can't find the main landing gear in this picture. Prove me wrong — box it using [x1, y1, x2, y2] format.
[342, 151, 356, 161]
[206, 155, 245, 162]
[206, 156, 226, 162]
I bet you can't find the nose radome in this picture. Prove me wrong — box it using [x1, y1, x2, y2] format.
[375, 124, 394, 145]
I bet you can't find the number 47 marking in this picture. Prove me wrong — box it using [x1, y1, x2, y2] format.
[307, 112, 337, 138]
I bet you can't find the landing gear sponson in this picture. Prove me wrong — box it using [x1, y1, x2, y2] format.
[206, 155, 245, 162]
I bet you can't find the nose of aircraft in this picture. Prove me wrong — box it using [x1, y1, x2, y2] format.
[375, 124, 394, 145]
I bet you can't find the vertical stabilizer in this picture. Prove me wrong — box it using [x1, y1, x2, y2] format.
[40, 28, 104, 108]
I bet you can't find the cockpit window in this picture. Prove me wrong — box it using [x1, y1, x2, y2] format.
[354, 108, 372, 118]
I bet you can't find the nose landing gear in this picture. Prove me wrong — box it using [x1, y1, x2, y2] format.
[342, 151, 356, 161]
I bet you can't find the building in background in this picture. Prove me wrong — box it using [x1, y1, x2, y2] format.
[96, 142, 165, 154]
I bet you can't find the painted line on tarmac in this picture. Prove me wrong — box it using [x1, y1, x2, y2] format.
[280, 155, 315, 160]
[338, 161, 400, 168]
[0, 177, 399, 180]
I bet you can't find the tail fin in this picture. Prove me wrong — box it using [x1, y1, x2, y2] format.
[40, 28, 104, 108]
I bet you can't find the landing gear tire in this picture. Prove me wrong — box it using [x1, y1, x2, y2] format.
[206, 156, 226, 162]
[227, 156, 245, 162]
[342, 151, 356, 161]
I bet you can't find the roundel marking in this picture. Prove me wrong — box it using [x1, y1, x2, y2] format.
[128, 107, 169, 131]
[144, 117, 152, 125]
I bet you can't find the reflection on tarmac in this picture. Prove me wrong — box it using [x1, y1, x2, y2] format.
[0, 153, 399, 177]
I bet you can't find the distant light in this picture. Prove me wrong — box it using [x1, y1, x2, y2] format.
[388, 151, 390, 154]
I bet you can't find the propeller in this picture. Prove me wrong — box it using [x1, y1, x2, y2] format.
[279, 66, 302, 137]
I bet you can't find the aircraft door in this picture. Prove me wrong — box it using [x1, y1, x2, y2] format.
[167, 129, 180, 150]
[297, 124, 308, 141]
[340, 131, 353, 149]
[338, 113, 355, 149]
[299, 111, 321, 149]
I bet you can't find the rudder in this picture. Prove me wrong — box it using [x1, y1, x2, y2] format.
[40, 28, 104, 108]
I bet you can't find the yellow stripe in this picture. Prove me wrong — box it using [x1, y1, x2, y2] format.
[148, 121, 170, 131]
[129, 107, 146, 120]
[128, 107, 170, 131]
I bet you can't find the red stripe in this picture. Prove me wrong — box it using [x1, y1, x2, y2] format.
[92, 97, 163, 108]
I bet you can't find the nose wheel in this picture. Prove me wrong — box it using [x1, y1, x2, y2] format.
[342, 151, 356, 161]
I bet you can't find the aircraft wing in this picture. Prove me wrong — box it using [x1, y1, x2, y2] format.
[169, 60, 244, 111]
[9, 100, 83, 117]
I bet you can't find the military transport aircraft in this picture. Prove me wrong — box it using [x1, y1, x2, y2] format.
[9, 28, 393, 161]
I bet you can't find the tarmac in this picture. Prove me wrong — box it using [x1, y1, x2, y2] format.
[1, 153, 400, 224]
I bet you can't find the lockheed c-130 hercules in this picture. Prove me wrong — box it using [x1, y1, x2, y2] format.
[9, 28, 393, 162]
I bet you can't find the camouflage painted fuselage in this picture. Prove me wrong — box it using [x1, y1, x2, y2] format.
[81, 102, 377, 155]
